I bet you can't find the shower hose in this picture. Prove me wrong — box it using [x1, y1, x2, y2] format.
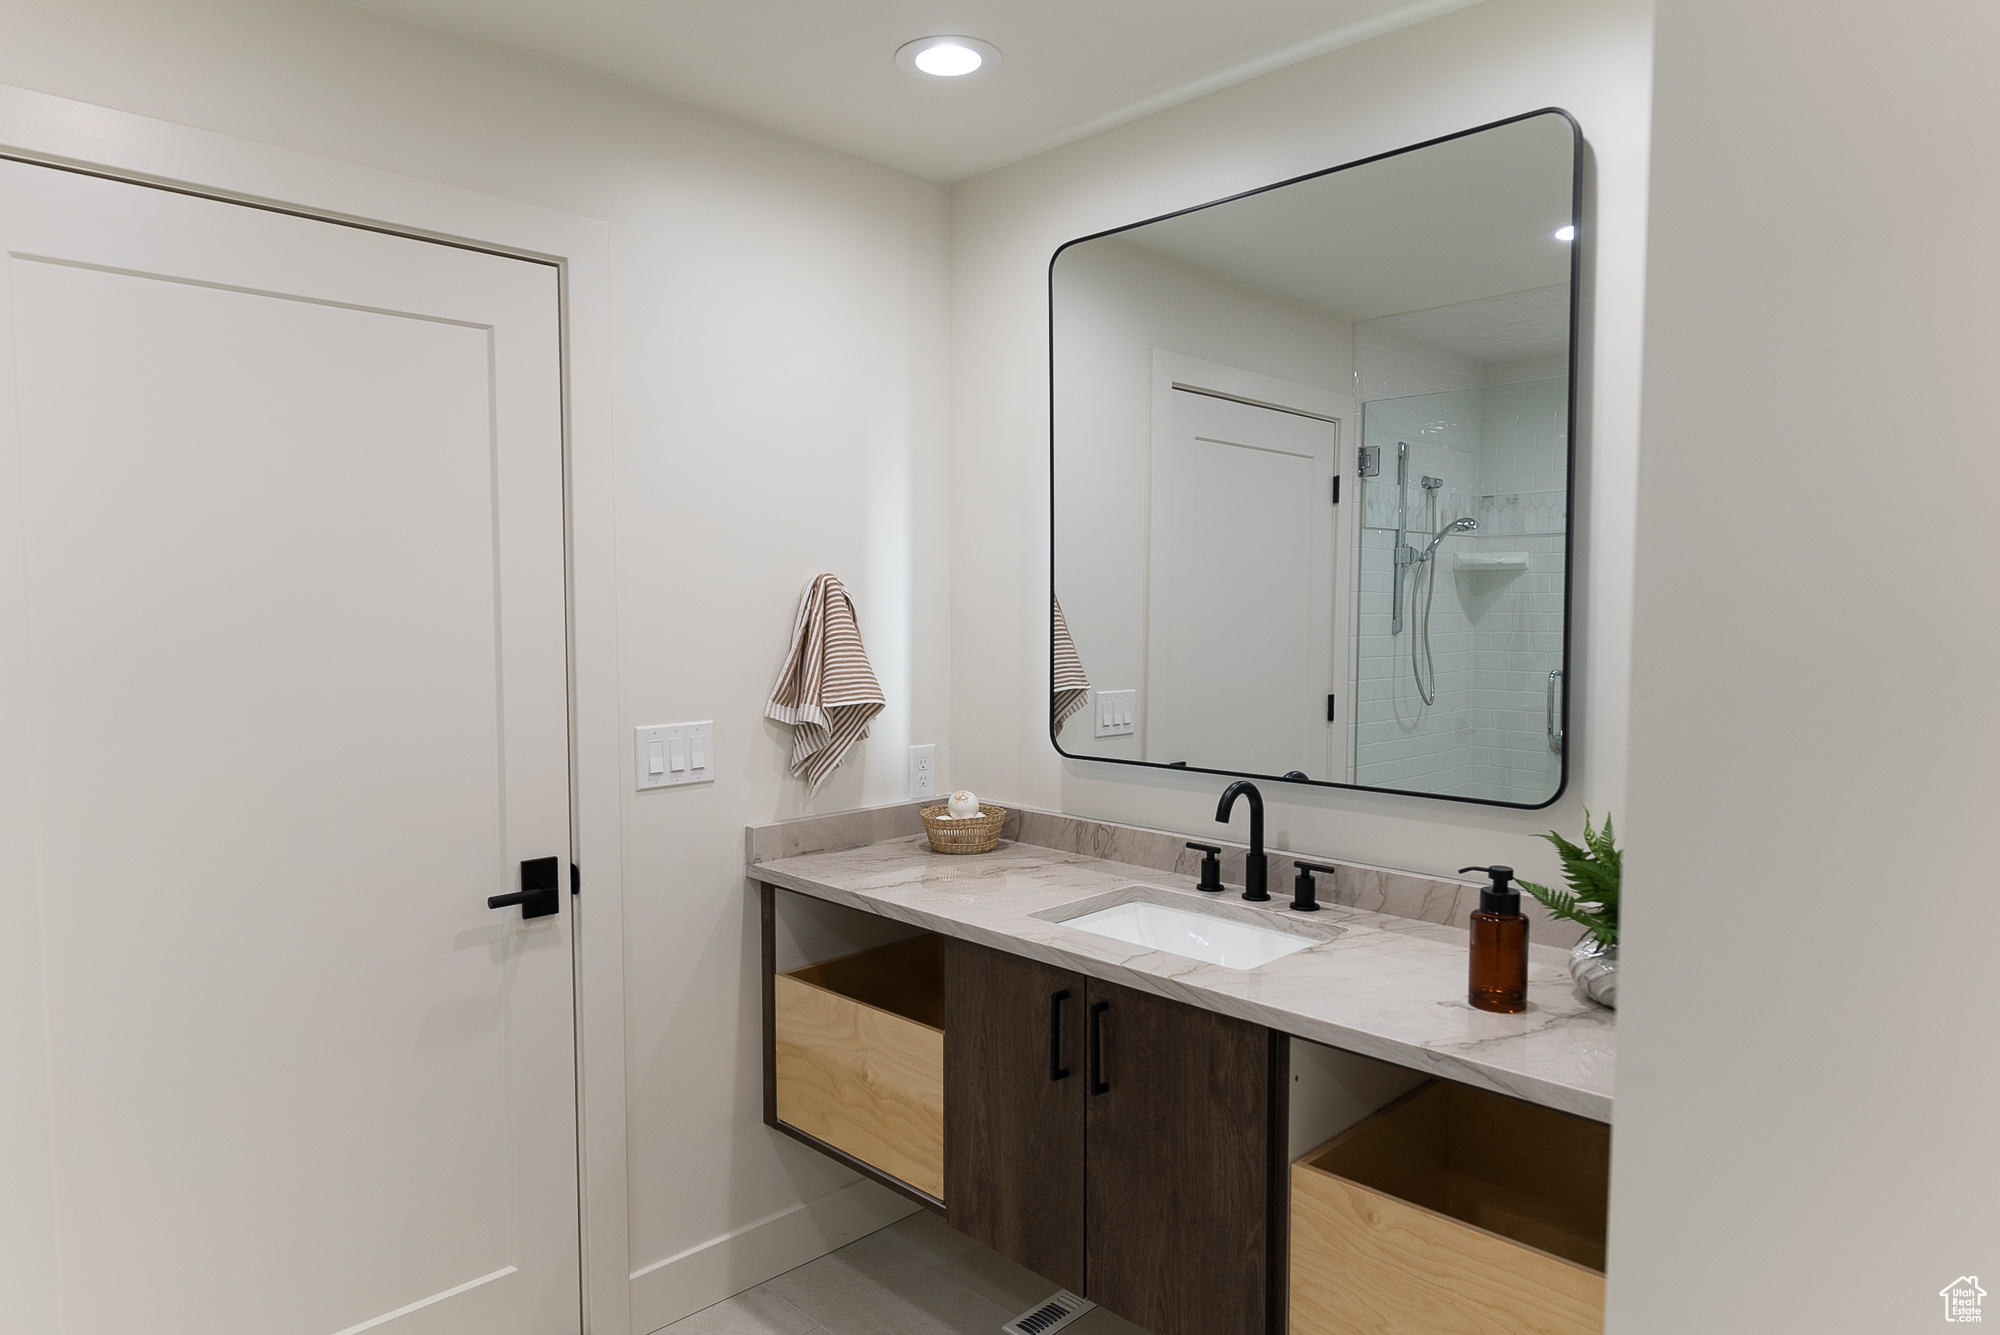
[1412, 487, 1441, 706]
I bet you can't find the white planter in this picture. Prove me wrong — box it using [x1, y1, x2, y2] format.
[1569, 938, 1618, 1009]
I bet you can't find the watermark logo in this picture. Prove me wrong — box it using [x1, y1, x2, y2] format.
[1941, 1276, 1987, 1323]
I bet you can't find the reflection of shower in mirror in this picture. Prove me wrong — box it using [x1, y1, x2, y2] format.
[1410, 512, 1477, 706]
[1354, 378, 1569, 803]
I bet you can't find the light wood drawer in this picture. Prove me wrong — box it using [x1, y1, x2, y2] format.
[1290, 1080, 1609, 1335]
[774, 935, 946, 1200]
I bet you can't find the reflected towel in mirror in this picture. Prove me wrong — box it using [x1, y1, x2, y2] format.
[1053, 595, 1091, 733]
[765, 574, 885, 792]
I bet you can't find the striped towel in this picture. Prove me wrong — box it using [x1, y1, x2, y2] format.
[1052, 596, 1091, 733]
[766, 574, 886, 793]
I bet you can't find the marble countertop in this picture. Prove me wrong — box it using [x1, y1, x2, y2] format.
[751, 833, 1614, 1123]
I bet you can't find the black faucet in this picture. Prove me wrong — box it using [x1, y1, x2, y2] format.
[1214, 780, 1269, 902]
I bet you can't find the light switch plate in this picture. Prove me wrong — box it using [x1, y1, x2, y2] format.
[909, 744, 937, 801]
[636, 721, 714, 789]
[1095, 689, 1136, 738]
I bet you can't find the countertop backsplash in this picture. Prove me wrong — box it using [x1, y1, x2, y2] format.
[747, 799, 1588, 950]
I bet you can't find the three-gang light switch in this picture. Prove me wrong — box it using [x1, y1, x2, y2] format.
[1095, 689, 1136, 738]
[635, 721, 713, 790]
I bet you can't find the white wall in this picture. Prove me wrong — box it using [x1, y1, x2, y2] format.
[949, 0, 1651, 882]
[0, 3, 947, 1331]
[1051, 238, 1351, 763]
[1609, 0, 2000, 1329]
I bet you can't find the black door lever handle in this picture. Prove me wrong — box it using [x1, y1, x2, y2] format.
[490, 856, 561, 919]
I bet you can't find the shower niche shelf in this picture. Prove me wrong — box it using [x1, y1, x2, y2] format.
[1452, 552, 1531, 573]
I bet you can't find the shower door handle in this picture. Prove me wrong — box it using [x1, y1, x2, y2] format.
[1547, 669, 1565, 754]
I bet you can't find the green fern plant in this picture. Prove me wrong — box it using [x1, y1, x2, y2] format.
[1517, 809, 1621, 948]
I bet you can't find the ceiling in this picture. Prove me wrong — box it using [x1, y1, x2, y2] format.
[339, 0, 1485, 181]
[1100, 111, 1575, 325]
[1366, 284, 1572, 362]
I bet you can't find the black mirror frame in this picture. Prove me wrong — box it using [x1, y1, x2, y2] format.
[1047, 107, 1583, 811]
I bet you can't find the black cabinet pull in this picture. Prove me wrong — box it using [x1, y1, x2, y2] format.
[1088, 1000, 1109, 1095]
[489, 856, 560, 919]
[1049, 989, 1071, 1081]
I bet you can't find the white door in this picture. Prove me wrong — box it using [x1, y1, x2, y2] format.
[0, 161, 578, 1334]
[1147, 389, 1340, 778]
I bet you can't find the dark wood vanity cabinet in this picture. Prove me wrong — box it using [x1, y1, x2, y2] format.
[1084, 978, 1286, 1335]
[944, 940, 1088, 1292]
[944, 939, 1287, 1335]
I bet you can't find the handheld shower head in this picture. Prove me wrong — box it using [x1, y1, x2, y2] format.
[1423, 516, 1477, 557]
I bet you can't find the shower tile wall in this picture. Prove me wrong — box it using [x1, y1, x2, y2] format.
[1467, 366, 1567, 804]
[1353, 326, 1566, 803]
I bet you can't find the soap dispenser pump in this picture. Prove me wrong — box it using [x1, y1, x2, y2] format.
[1461, 864, 1529, 1014]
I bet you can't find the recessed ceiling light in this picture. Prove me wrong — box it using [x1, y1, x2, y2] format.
[896, 36, 1001, 80]
[1553, 225, 1577, 242]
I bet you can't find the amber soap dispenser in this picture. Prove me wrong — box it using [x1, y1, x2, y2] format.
[1461, 864, 1529, 1013]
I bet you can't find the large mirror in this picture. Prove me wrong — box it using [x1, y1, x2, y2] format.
[1050, 110, 1578, 807]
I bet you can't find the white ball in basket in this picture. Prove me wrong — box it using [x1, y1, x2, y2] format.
[947, 790, 980, 820]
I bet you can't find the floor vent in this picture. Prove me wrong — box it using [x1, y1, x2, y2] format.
[1001, 1290, 1094, 1335]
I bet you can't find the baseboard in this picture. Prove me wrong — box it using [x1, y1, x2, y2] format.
[628, 1176, 920, 1335]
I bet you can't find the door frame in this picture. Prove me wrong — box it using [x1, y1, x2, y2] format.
[0, 84, 629, 1335]
[1146, 351, 1358, 783]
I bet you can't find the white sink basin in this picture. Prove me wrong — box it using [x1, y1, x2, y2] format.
[1060, 898, 1318, 970]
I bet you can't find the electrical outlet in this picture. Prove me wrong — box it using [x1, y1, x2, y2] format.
[1095, 689, 1136, 738]
[909, 744, 937, 801]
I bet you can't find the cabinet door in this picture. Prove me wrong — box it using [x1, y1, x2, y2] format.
[1085, 978, 1286, 1335]
[944, 939, 1087, 1292]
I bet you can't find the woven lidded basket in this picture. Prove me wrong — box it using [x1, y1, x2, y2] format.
[920, 803, 1006, 855]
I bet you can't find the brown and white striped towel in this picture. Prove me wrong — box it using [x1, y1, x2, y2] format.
[1052, 596, 1091, 733]
[766, 574, 886, 793]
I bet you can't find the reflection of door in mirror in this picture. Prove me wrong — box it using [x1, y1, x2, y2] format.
[1150, 388, 1339, 779]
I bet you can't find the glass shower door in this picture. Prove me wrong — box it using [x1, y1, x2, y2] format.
[1353, 378, 1568, 803]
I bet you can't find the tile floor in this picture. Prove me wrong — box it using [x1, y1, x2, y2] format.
[657, 1210, 1150, 1335]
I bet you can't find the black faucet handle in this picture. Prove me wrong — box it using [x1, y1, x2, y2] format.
[1185, 842, 1225, 893]
[1290, 860, 1337, 913]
